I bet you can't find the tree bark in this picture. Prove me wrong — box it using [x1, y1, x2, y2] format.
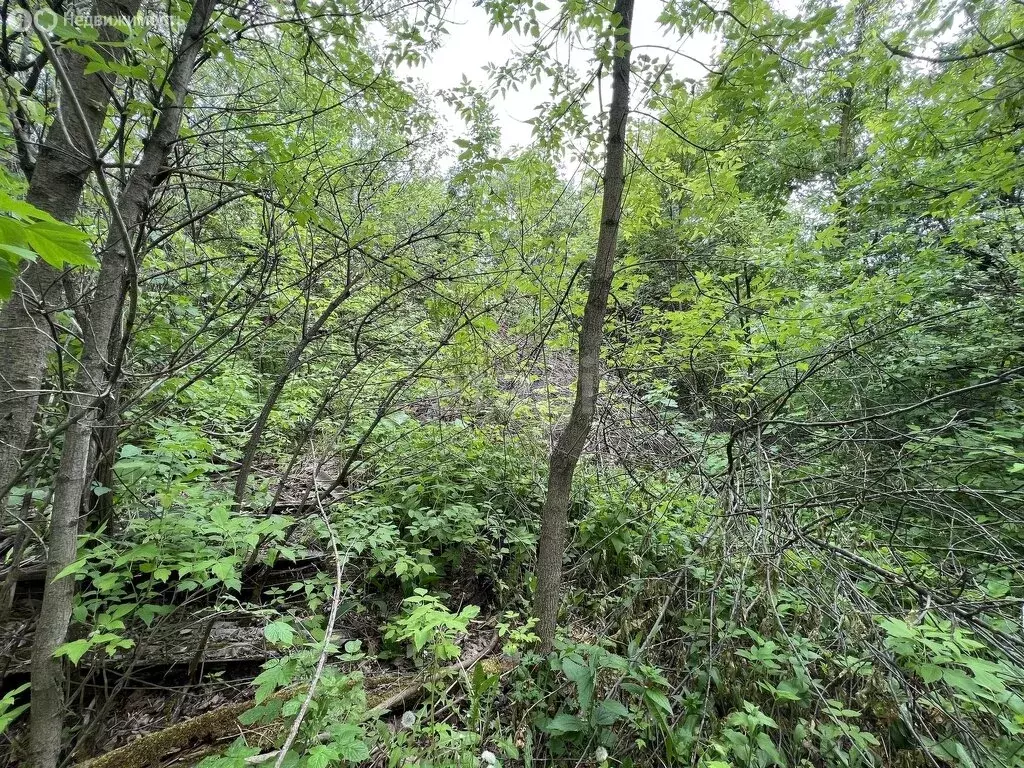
[29, 3, 218, 766]
[0, 0, 143, 502]
[532, 0, 634, 653]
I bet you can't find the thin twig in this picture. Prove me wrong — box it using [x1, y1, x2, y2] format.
[271, 439, 348, 768]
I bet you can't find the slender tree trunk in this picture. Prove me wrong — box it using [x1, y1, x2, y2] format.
[29, 4, 217, 766]
[0, 489, 35, 623]
[232, 286, 352, 510]
[86, 385, 123, 535]
[834, 0, 869, 238]
[532, 0, 634, 653]
[0, 0, 143, 501]
[0, 392, 48, 622]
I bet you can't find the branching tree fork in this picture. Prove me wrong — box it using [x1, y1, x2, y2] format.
[19, 3, 220, 765]
[0, 0, 142, 498]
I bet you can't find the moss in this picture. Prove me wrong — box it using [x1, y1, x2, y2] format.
[76, 700, 258, 768]
[76, 636, 497, 768]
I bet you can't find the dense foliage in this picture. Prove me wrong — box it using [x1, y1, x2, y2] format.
[0, 0, 1022, 766]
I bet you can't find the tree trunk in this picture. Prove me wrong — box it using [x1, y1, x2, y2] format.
[29, 3, 217, 766]
[532, 0, 634, 654]
[232, 285, 352, 510]
[834, 0, 869, 239]
[0, 0, 143, 501]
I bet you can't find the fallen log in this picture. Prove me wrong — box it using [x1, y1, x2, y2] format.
[74, 632, 500, 768]
[76, 699, 264, 768]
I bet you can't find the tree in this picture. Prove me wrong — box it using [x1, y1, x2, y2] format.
[24, 3, 219, 764]
[0, 0, 143, 500]
[2, 0, 1024, 765]
[532, 0, 635, 652]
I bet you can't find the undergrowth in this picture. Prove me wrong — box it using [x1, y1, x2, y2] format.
[11, 414, 1020, 768]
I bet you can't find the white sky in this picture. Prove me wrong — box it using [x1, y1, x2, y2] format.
[405, 0, 720, 155]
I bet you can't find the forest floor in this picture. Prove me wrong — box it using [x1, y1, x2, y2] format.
[2, 544, 504, 766]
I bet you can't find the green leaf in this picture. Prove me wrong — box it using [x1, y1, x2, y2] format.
[0, 257, 15, 300]
[592, 699, 629, 726]
[878, 618, 915, 639]
[943, 667, 981, 696]
[328, 723, 370, 761]
[53, 558, 89, 581]
[0, 702, 28, 735]
[24, 220, 96, 268]
[962, 658, 1006, 692]
[756, 731, 786, 767]
[561, 657, 594, 710]
[0, 242, 37, 261]
[307, 744, 340, 768]
[917, 664, 943, 684]
[0, 193, 58, 221]
[541, 712, 586, 735]
[54, 639, 91, 664]
[264, 621, 295, 647]
[238, 698, 281, 726]
[253, 659, 295, 704]
[211, 558, 238, 583]
[644, 688, 673, 717]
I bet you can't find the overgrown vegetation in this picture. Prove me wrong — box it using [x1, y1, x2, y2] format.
[1, 0, 1022, 766]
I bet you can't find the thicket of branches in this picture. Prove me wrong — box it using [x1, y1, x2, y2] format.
[0, 0, 1022, 766]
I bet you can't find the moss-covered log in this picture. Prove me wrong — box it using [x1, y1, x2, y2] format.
[76, 700, 262, 768]
[73, 634, 500, 768]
